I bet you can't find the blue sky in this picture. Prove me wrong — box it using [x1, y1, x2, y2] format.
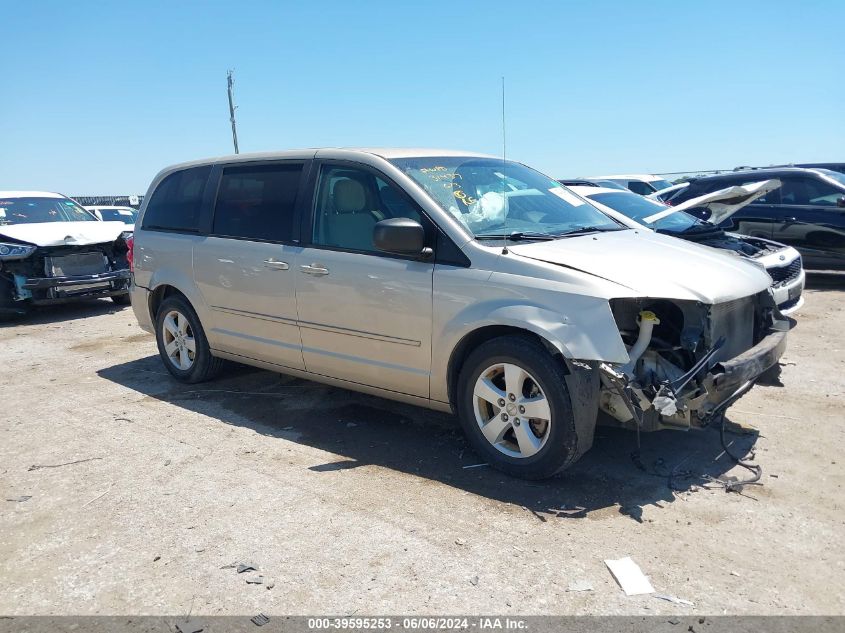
[3, 0, 843, 193]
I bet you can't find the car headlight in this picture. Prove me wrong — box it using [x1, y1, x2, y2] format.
[0, 242, 37, 260]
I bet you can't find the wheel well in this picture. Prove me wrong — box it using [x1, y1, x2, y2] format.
[446, 325, 567, 409]
[148, 285, 189, 322]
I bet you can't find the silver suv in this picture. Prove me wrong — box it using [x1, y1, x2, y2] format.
[130, 149, 791, 479]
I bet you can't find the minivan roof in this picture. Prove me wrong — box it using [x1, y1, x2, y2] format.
[160, 147, 496, 172]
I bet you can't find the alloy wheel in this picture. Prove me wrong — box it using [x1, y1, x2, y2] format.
[471, 362, 552, 458]
[161, 309, 196, 371]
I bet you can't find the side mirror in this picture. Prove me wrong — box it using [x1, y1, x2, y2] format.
[373, 218, 430, 257]
[837, 196, 845, 208]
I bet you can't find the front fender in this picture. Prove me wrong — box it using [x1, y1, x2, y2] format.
[476, 302, 628, 361]
[430, 297, 629, 404]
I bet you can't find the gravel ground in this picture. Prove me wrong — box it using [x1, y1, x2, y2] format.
[1, 276, 843, 616]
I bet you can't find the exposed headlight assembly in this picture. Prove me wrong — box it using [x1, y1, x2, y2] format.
[0, 242, 37, 260]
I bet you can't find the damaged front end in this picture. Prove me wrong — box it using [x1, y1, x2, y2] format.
[0, 234, 131, 312]
[598, 294, 793, 431]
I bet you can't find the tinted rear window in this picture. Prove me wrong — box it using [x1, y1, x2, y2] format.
[212, 163, 304, 242]
[142, 166, 211, 232]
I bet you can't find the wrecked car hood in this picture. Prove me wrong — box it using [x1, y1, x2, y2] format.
[508, 229, 771, 304]
[643, 179, 781, 226]
[0, 221, 128, 247]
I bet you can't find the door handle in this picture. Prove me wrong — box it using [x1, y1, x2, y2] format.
[263, 259, 289, 270]
[300, 264, 329, 276]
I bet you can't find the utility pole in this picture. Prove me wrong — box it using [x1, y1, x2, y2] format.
[227, 69, 239, 154]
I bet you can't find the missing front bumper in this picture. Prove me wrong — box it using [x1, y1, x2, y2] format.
[599, 327, 788, 431]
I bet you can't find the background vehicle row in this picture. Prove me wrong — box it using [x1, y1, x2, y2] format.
[660, 167, 845, 270]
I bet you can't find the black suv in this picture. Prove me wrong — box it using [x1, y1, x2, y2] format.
[664, 167, 845, 270]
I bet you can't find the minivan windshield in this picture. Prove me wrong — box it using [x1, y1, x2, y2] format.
[0, 197, 96, 225]
[389, 157, 623, 238]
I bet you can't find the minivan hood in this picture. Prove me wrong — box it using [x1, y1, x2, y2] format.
[0, 221, 128, 247]
[508, 229, 771, 304]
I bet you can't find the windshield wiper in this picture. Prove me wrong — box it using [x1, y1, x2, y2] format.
[477, 231, 557, 242]
[557, 225, 624, 237]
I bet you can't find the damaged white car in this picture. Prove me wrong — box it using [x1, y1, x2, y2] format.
[571, 180, 805, 314]
[0, 191, 132, 319]
[131, 150, 792, 480]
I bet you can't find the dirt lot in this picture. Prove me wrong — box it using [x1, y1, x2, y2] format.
[1, 277, 843, 617]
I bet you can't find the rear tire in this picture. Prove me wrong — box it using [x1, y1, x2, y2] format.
[111, 293, 131, 306]
[155, 295, 223, 383]
[456, 335, 581, 479]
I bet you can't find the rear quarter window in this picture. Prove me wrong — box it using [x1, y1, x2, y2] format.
[142, 166, 212, 232]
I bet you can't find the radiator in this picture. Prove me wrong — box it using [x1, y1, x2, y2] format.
[709, 297, 755, 362]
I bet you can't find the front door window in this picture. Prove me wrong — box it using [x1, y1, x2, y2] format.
[312, 166, 425, 252]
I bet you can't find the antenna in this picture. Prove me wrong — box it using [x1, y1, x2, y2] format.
[501, 76, 508, 254]
[227, 69, 240, 154]
[501, 76, 507, 163]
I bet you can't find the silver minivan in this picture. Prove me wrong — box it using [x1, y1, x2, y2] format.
[130, 149, 791, 479]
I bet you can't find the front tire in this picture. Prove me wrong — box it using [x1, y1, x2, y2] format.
[155, 295, 223, 383]
[456, 335, 581, 479]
